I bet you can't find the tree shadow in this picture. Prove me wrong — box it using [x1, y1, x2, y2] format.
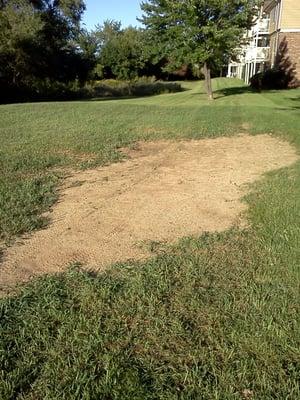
[274, 37, 299, 88]
[88, 81, 186, 98]
[214, 85, 254, 99]
[83, 82, 190, 102]
[276, 96, 300, 110]
[289, 96, 300, 108]
[0, 81, 189, 105]
[290, 96, 300, 104]
[251, 37, 299, 91]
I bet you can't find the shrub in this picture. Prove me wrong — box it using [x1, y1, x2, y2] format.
[0, 78, 183, 104]
[250, 68, 297, 91]
[0, 79, 87, 104]
[90, 80, 183, 98]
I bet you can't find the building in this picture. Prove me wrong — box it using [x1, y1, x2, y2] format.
[264, 0, 300, 84]
[227, 8, 270, 83]
[227, 0, 300, 85]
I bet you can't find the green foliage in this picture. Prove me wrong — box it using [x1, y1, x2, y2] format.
[140, 0, 262, 97]
[77, 30, 98, 81]
[0, 0, 43, 83]
[92, 21, 147, 80]
[250, 68, 290, 91]
[89, 79, 182, 98]
[91, 20, 188, 82]
[0, 0, 88, 98]
[101, 27, 145, 80]
[93, 19, 122, 48]
[140, 0, 261, 67]
[250, 37, 299, 90]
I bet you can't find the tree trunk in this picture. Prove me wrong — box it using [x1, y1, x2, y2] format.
[203, 62, 214, 100]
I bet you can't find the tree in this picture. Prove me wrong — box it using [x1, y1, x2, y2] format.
[93, 19, 122, 52]
[77, 29, 98, 82]
[140, 0, 262, 99]
[93, 21, 146, 80]
[0, 0, 86, 92]
[0, 0, 43, 84]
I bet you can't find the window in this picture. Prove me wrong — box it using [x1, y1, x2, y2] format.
[257, 35, 270, 48]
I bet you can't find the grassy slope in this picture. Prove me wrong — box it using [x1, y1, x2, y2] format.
[0, 79, 300, 399]
[0, 78, 299, 241]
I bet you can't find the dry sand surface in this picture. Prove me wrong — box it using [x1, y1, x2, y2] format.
[0, 134, 298, 293]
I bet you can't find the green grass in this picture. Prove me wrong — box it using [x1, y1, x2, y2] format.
[0, 78, 299, 241]
[0, 79, 300, 399]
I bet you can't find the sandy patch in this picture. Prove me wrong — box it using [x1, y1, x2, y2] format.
[0, 134, 298, 293]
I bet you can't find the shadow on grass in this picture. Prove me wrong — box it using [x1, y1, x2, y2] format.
[214, 86, 300, 110]
[289, 96, 300, 109]
[83, 82, 190, 103]
[214, 85, 254, 99]
[276, 106, 300, 111]
[1, 82, 189, 105]
[272, 96, 300, 111]
[84, 90, 191, 103]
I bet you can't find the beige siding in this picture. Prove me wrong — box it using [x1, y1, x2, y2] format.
[269, 33, 278, 65]
[281, 0, 300, 30]
[269, 5, 278, 33]
[266, 1, 281, 34]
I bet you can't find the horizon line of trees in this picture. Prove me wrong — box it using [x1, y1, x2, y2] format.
[87, 20, 221, 82]
[0, 0, 262, 102]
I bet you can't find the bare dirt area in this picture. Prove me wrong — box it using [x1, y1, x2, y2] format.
[0, 134, 298, 293]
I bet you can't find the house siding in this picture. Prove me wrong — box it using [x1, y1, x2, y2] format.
[281, 0, 300, 30]
[278, 32, 300, 82]
[227, 0, 299, 86]
[264, 0, 300, 85]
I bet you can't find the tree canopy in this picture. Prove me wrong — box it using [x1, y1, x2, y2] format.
[91, 21, 145, 80]
[0, 0, 87, 95]
[0, 0, 264, 102]
[140, 0, 262, 98]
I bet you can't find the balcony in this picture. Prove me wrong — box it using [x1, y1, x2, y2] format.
[259, 19, 270, 32]
[245, 47, 270, 62]
[253, 19, 270, 34]
[256, 47, 270, 60]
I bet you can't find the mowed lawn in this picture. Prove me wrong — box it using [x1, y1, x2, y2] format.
[0, 79, 300, 399]
[0, 78, 299, 241]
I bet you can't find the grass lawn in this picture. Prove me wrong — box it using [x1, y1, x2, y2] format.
[0, 78, 300, 399]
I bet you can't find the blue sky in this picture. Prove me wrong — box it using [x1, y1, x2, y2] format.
[82, 0, 143, 31]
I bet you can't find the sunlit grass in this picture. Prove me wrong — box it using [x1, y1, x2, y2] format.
[1, 78, 299, 241]
[0, 79, 299, 399]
